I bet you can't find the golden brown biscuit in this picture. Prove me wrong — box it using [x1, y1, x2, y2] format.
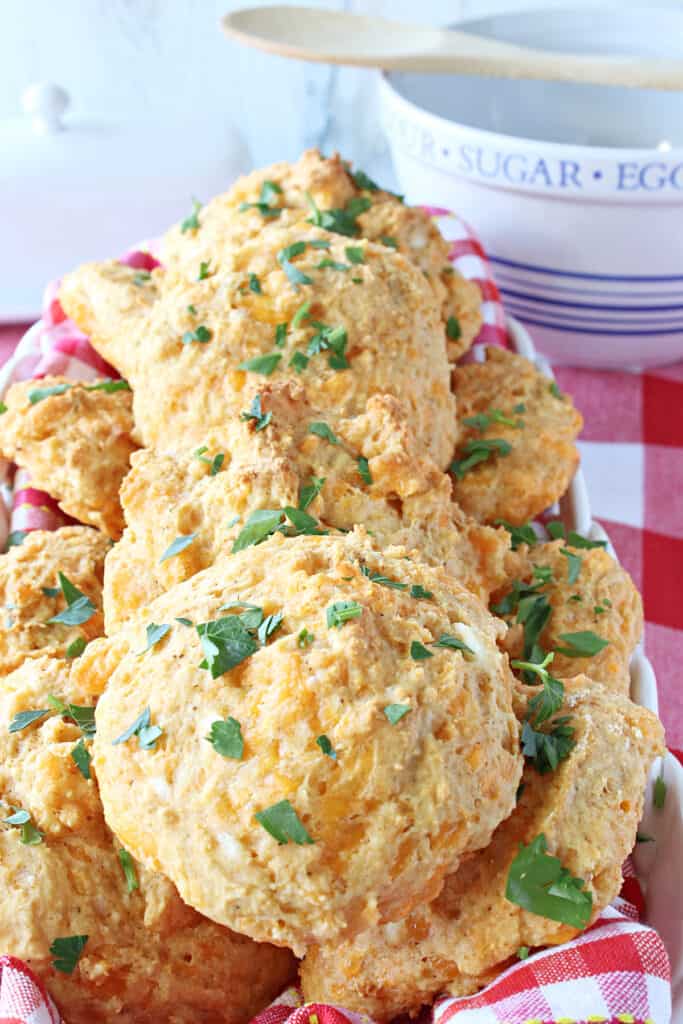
[300, 677, 664, 1019]
[0, 377, 137, 539]
[103, 381, 509, 631]
[0, 527, 108, 676]
[0, 655, 296, 1024]
[495, 539, 642, 694]
[451, 348, 583, 524]
[86, 530, 522, 955]
[161, 149, 482, 360]
[59, 222, 456, 468]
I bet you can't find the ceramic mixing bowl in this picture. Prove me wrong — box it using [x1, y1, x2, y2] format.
[379, 6, 683, 369]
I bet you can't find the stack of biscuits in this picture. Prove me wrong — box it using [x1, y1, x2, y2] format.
[0, 151, 663, 1024]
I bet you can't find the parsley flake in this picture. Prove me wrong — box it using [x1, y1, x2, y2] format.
[549, 381, 564, 400]
[555, 631, 609, 658]
[180, 198, 202, 233]
[47, 695, 96, 736]
[410, 640, 433, 661]
[299, 476, 325, 511]
[255, 799, 314, 845]
[198, 260, 211, 280]
[50, 935, 88, 974]
[118, 848, 139, 893]
[517, 946, 530, 960]
[232, 509, 284, 552]
[432, 634, 475, 656]
[197, 616, 258, 678]
[384, 703, 411, 724]
[182, 325, 212, 345]
[446, 316, 461, 340]
[47, 573, 96, 626]
[132, 270, 151, 286]
[248, 272, 262, 294]
[194, 447, 225, 474]
[2, 806, 44, 845]
[85, 378, 131, 394]
[137, 622, 171, 655]
[291, 301, 311, 329]
[636, 831, 655, 843]
[317, 258, 349, 272]
[71, 738, 91, 780]
[239, 179, 283, 218]
[240, 394, 272, 431]
[350, 168, 380, 191]
[410, 584, 433, 600]
[159, 533, 197, 563]
[361, 565, 408, 591]
[380, 235, 398, 248]
[0, 401, 7, 414]
[560, 548, 582, 584]
[206, 716, 244, 759]
[654, 773, 667, 809]
[8, 708, 50, 733]
[316, 734, 337, 759]
[506, 834, 592, 928]
[112, 707, 163, 750]
[345, 246, 365, 264]
[309, 422, 339, 445]
[450, 438, 513, 479]
[357, 456, 372, 485]
[326, 601, 362, 629]
[275, 322, 288, 347]
[298, 627, 315, 648]
[277, 241, 313, 287]
[463, 408, 523, 432]
[306, 193, 371, 237]
[238, 352, 282, 375]
[289, 351, 309, 372]
[6, 530, 28, 547]
[28, 383, 71, 404]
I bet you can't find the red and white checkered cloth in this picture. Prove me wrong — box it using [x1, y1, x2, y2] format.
[0, 220, 675, 1024]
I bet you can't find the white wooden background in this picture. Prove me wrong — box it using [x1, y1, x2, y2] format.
[3, 0, 683, 188]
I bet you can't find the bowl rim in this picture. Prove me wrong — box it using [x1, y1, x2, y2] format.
[380, 70, 683, 161]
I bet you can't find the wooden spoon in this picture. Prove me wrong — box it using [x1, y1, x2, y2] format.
[222, 5, 683, 90]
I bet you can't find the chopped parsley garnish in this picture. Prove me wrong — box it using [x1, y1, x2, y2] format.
[86, 378, 131, 394]
[506, 834, 592, 928]
[350, 168, 380, 191]
[316, 734, 337, 759]
[28, 383, 71, 404]
[240, 394, 271, 431]
[532, 564, 554, 585]
[306, 193, 371, 237]
[194, 446, 225, 474]
[50, 934, 89, 974]
[137, 622, 171, 655]
[309, 421, 339, 445]
[197, 616, 259, 678]
[291, 301, 311, 329]
[258, 611, 283, 644]
[180, 197, 202, 233]
[432, 634, 475, 656]
[636, 832, 655, 843]
[112, 707, 163, 750]
[42, 586, 60, 598]
[306, 322, 349, 369]
[410, 584, 433, 600]
[299, 476, 325, 511]
[545, 522, 607, 550]
[446, 316, 461, 340]
[361, 565, 408, 590]
[512, 653, 574, 773]
[239, 179, 283, 218]
[357, 456, 372, 485]
[238, 352, 282, 375]
[232, 509, 284, 551]
[198, 260, 211, 280]
[2, 807, 43, 845]
[182, 325, 212, 345]
[298, 627, 315, 648]
[47, 696, 96, 736]
[248, 272, 262, 294]
[176, 617, 193, 627]
[317, 258, 349, 272]
[410, 640, 433, 660]
[275, 322, 288, 347]
[159, 532, 197, 563]
[255, 799, 314, 845]
[345, 246, 365, 264]
[132, 270, 150, 286]
[384, 703, 411, 724]
[326, 601, 362, 629]
[0, 402, 6, 414]
[654, 772, 667, 809]
[7, 530, 28, 548]
[450, 439, 512, 479]
[555, 631, 608, 658]
[206, 716, 244, 759]
[517, 946, 530, 960]
[8, 708, 50, 733]
[549, 381, 564, 400]
[289, 351, 309, 372]
[118, 848, 139, 893]
[463, 408, 523, 432]
[546, 521, 565, 540]
[47, 573, 96, 626]
[277, 241, 313, 287]
[71, 738, 91, 780]
[560, 548, 582, 584]
[380, 235, 398, 248]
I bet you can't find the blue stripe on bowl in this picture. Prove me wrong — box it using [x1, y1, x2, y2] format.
[489, 254, 683, 283]
[502, 299, 683, 329]
[503, 311, 683, 336]
[493, 272, 683, 302]
[499, 286, 683, 313]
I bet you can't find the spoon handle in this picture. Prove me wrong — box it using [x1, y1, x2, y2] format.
[222, 6, 683, 91]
